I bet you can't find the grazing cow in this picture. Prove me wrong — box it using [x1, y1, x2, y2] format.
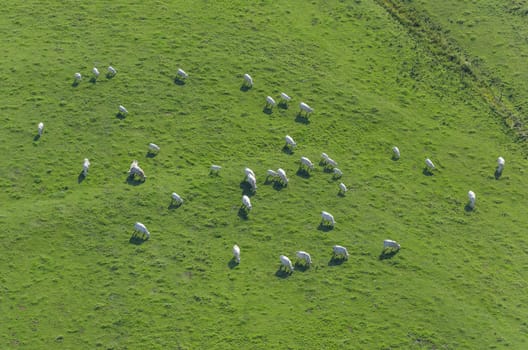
[321, 153, 330, 163]
[277, 168, 288, 186]
[392, 146, 400, 160]
[266, 169, 279, 182]
[118, 105, 128, 116]
[425, 158, 435, 171]
[339, 182, 347, 194]
[232, 244, 240, 264]
[244, 167, 255, 179]
[265, 96, 276, 109]
[148, 143, 160, 154]
[107, 66, 117, 76]
[171, 192, 183, 205]
[92, 67, 100, 79]
[129, 160, 146, 180]
[296, 251, 312, 266]
[300, 156, 314, 171]
[285, 135, 296, 149]
[279, 255, 294, 272]
[467, 190, 476, 209]
[82, 158, 90, 176]
[241, 195, 252, 211]
[321, 211, 335, 226]
[333, 168, 343, 179]
[74, 72, 82, 82]
[210, 164, 222, 174]
[134, 222, 150, 239]
[383, 239, 400, 251]
[332, 245, 349, 259]
[37, 122, 44, 137]
[497, 156, 505, 174]
[243, 73, 253, 87]
[323, 157, 338, 170]
[177, 68, 188, 80]
[246, 173, 257, 192]
[280, 92, 291, 104]
[299, 102, 314, 116]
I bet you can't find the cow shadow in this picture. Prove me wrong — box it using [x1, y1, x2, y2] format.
[116, 112, 126, 120]
[278, 101, 289, 109]
[422, 168, 434, 176]
[272, 181, 286, 191]
[391, 155, 400, 161]
[295, 113, 310, 124]
[33, 134, 41, 141]
[262, 106, 273, 115]
[317, 223, 334, 232]
[464, 204, 475, 212]
[174, 78, 185, 85]
[228, 258, 239, 269]
[294, 263, 310, 272]
[275, 268, 292, 278]
[146, 152, 157, 158]
[282, 146, 293, 155]
[168, 202, 183, 210]
[129, 234, 147, 245]
[240, 84, 251, 92]
[77, 171, 86, 184]
[238, 207, 249, 220]
[379, 250, 399, 260]
[126, 176, 144, 186]
[72, 80, 80, 87]
[89, 77, 97, 84]
[239, 181, 255, 196]
[106, 73, 115, 79]
[337, 191, 346, 197]
[296, 168, 311, 178]
[328, 257, 346, 266]
[494, 169, 503, 180]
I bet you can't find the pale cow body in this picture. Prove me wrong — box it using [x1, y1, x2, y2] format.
[242, 195, 252, 211]
[468, 190, 476, 209]
[279, 255, 294, 272]
[285, 135, 296, 149]
[37, 122, 44, 136]
[243, 73, 253, 87]
[83, 158, 90, 176]
[177, 68, 188, 79]
[134, 222, 150, 239]
[383, 239, 400, 251]
[171, 192, 183, 205]
[332, 245, 349, 259]
[277, 168, 288, 185]
[296, 251, 312, 266]
[148, 143, 160, 154]
[232, 244, 240, 263]
[300, 156, 314, 170]
[392, 146, 400, 159]
[299, 102, 314, 116]
[321, 211, 335, 226]
[265, 96, 276, 109]
[425, 158, 435, 171]
[118, 105, 128, 116]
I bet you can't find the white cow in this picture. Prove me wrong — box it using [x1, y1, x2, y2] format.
[243, 73, 253, 87]
[134, 222, 150, 239]
[296, 251, 312, 266]
[74, 72, 82, 81]
[321, 153, 330, 163]
[299, 102, 314, 116]
[279, 255, 294, 272]
[497, 156, 505, 173]
[241, 195, 252, 211]
[280, 92, 291, 104]
[177, 68, 188, 79]
[246, 173, 257, 192]
[300, 156, 314, 170]
[171, 192, 183, 205]
[148, 143, 160, 154]
[37, 122, 44, 136]
[383, 239, 400, 251]
[333, 168, 343, 179]
[285, 135, 296, 149]
[265, 96, 276, 109]
[118, 105, 128, 116]
[128, 160, 146, 180]
[232, 244, 240, 264]
[392, 146, 400, 160]
[339, 183, 347, 194]
[266, 169, 279, 179]
[321, 211, 335, 226]
[82, 158, 90, 176]
[425, 158, 435, 171]
[244, 167, 255, 179]
[277, 168, 288, 186]
[210, 164, 222, 174]
[325, 157, 338, 169]
[92, 67, 100, 79]
[332, 245, 349, 259]
[468, 190, 476, 209]
[107, 66, 117, 76]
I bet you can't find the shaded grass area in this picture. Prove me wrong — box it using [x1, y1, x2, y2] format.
[0, 0, 527, 349]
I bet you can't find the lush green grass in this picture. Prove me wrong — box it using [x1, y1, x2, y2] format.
[1, 1, 527, 348]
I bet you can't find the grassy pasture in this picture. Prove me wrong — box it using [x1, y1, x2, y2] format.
[0, 1, 527, 349]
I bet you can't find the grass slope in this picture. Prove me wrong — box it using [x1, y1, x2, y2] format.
[0, 1, 527, 349]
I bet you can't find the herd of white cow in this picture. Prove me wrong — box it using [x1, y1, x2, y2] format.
[35, 67, 507, 275]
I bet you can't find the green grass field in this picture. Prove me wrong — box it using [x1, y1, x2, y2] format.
[1, 1, 527, 348]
